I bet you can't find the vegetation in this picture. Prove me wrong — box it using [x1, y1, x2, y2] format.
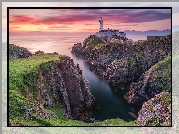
[150, 56, 171, 92]
[128, 56, 136, 69]
[83, 35, 105, 49]
[9, 53, 137, 126]
[145, 92, 171, 126]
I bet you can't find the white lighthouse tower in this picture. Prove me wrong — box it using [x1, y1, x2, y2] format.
[99, 17, 103, 31]
[96, 16, 127, 39]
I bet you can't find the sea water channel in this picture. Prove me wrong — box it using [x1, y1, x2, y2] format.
[72, 54, 141, 122]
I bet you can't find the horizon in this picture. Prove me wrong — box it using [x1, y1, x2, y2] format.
[9, 29, 171, 38]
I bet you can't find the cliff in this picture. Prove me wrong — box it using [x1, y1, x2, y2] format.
[128, 56, 171, 105]
[9, 47, 94, 126]
[38, 56, 94, 122]
[71, 35, 171, 126]
[72, 35, 171, 84]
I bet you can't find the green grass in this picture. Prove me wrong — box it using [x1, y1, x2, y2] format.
[84, 35, 105, 49]
[9, 53, 137, 126]
[92, 43, 105, 49]
[9, 54, 59, 95]
[150, 56, 171, 92]
[109, 41, 122, 47]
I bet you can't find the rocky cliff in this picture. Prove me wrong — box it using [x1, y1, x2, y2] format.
[9, 44, 33, 59]
[38, 56, 94, 122]
[72, 35, 171, 84]
[71, 35, 171, 126]
[9, 45, 94, 125]
[128, 56, 171, 105]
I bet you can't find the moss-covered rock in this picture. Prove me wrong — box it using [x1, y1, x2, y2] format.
[128, 56, 171, 105]
[137, 92, 171, 126]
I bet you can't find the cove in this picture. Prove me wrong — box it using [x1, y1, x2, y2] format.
[71, 54, 141, 122]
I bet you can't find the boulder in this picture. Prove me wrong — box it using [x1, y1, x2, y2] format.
[9, 44, 32, 58]
[35, 50, 44, 55]
[137, 92, 171, 126]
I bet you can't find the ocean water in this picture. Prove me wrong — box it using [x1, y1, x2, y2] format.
[9, 35, 144, 122]
[8, 35, 146, 56]
[9, 35, 87, 58]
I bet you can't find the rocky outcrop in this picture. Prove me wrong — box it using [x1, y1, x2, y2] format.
[35, 50, 44, 55]
[72, 35, 171, 84]
[23, 102, 58, 120]
[9, 44, 32, 58]
[128, 56, 171, 105]
[137, 92, 171, 126]
[38, 56, 94, 122]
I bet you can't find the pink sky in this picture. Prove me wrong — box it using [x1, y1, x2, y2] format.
[2, 2, 178, 36]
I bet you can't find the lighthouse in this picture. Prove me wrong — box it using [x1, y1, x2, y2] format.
[99, 17, 103, 31]
[96, 16, 126, 39]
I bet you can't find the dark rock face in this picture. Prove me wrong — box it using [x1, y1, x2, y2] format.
[39, 56, 94, 122]
[128, 69, 159, 105]
[53, 52, 58, 55]
[35, 50, 44, 55]
[72, 35, 171, 84]
[137, 92, 171, 126]
[9, 44, 32, 58]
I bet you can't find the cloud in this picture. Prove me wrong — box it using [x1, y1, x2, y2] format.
[47, 26, 71, 30]
[9, 15, 36, 24]
[10, 26, 19, 29]
[84, 24, 96, 26]
[81, 28, 98, 31]
[48, 26, 70, 29]
[9, 9, 171, 26]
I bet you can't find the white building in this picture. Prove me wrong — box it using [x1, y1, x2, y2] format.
[96, 17, 126, 38]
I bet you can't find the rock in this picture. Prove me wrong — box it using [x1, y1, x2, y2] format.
[35, 50, 44, 55]
[53, 52, 58, 55]
[9, 44, 32, 58]
[23, 102, 58, 120]
[38, 56, 94, 122]
[72, 35, 171, 84]
[128, 56, 171, 105]
[137, 92, 171, 126]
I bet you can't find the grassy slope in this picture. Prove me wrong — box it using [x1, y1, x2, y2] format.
[149, 55, 171, 92]
[9, 53, 136, 126]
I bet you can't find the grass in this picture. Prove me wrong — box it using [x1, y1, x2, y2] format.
[84, 35, 105, 49]
[109, 41, 122, 47]
[150, 56, 171, 92]
[9, 53, 137, 126]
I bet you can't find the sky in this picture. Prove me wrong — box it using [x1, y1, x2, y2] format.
[2, 2, 179, 36]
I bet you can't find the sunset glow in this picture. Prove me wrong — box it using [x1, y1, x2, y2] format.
[8, 8, 171, 35]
